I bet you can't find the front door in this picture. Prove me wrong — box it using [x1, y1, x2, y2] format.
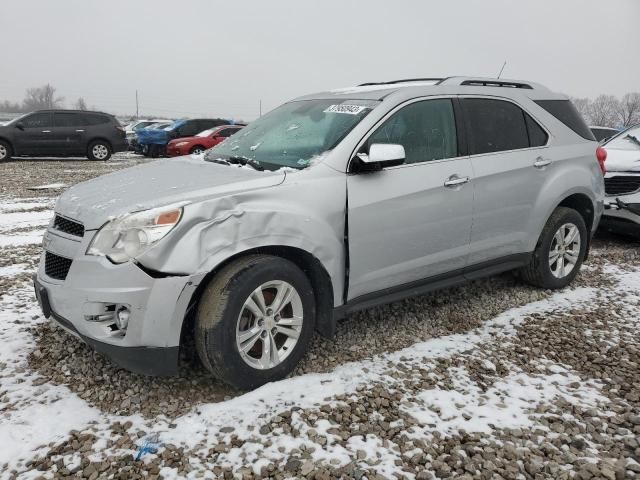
[14, 112, 54, 155]
[347, 98, 474, 300]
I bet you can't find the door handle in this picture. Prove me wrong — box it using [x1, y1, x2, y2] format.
[41, 130, 51, 133]
[444, 175, 470, 188]
[534, 157, 552, 169]
[75, 129, 85, 133]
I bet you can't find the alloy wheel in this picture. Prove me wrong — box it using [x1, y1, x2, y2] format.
[548, 222, 581, 279]
[0, 145, 7, 160]
[93, 144, 109, 160]
[235, 280, 303, 370]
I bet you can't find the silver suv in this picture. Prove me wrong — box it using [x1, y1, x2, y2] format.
[34, 77, 604, 389]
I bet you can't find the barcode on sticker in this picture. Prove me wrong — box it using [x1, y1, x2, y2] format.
[324, 104, 367, 115]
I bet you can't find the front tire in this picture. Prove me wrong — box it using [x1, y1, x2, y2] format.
[521, 207, 587, 289]
[0, 141, 12, 162]
[189, 145, 205, 155]
[195, 255, 316, 390]
[87, 140, 111, 161]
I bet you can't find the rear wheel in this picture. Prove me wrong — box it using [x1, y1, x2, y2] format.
[189, 145, 205, 155]
[0, 141, 12, 162]
[195, 255, 316, 390]
[87, 141, 111, 161]
[520, 207, 587, 289]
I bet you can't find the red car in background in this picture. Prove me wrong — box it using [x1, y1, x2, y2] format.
[166, 124, 245, 156]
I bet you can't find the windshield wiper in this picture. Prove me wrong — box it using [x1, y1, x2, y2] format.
[205, 154, 264, 171]
[625, 134, 640, 148]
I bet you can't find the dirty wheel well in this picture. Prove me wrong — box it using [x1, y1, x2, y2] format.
[179, 246, 335, 360]
[557, 193, 595, 257]
[558, 193, 595, 233]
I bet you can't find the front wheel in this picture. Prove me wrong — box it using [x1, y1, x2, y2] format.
[0, 141, 12, 162]
[189, 145, 205, 155]
[520, 207, 587, 289]
[87, 141, 111, 161]
[195, 255, 316, 390]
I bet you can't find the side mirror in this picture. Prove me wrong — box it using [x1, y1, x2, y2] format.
[15, 122, 25, 130]
[352, 143, 405, 172]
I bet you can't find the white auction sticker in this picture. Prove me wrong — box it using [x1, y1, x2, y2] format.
[323, 104, 367, 115]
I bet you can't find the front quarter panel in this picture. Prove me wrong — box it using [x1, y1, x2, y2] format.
[136, 164, 347, 306]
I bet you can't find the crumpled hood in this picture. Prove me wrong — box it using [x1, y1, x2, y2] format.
[56, 156, 285, 229]
[604, 147, 640, 172]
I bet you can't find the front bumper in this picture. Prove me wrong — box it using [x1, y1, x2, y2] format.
[166, 145, 187, 157]
[34, 227, 199, 376]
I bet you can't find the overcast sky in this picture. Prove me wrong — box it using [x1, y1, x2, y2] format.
[2, 0, 638, 120]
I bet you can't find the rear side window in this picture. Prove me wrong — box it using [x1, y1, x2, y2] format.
[462, 98, 529, 154]
[82, 114, 110, 125]
[525, 114, 549, 147]
[367, 98, 458, 164]
[218, 128, 239, 137]
[534, 100, 595, 141]
[54, 112, 83, 127]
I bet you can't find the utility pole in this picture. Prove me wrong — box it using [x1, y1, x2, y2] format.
[497, 61, 507, 79]
[259, 99, 262, 118]
[135, 90, 139, 119]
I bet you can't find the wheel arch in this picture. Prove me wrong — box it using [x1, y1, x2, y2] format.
[0, 137, 14, 154]
[179, 245, 337, 358]
[553, 192, 596, 259]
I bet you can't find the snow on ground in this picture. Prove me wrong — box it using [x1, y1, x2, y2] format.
[0, 190, 638, 479]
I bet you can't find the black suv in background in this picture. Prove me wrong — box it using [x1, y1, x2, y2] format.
[0, 110, 128, 161]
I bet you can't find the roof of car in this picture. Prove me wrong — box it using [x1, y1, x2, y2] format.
[34, 109, 114, 116]
[295, 76, 564, 102]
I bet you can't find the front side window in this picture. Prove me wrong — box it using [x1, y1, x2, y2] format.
[366, 98, 458, 164]
[462, 98, 529, 154]
[206, 99, 378, 170]
[218, 128, 239, 137]
[22, 113, 52, 128]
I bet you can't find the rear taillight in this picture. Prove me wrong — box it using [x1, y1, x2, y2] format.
[116, 125, 125, 136]
[596, 146, 607, 175]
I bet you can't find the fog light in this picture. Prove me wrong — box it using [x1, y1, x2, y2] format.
[116, 306, 130, 330]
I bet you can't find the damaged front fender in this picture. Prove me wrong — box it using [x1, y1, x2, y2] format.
[135, 166, 347, 308]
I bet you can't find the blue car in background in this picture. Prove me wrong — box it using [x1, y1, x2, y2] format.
[137, 118, 233, 157]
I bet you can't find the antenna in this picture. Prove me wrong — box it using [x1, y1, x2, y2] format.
[497, 61, 507, 79]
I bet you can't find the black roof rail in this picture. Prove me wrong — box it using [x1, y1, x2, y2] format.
[460, 79, 533, 89]
[358, 78, 447, 87]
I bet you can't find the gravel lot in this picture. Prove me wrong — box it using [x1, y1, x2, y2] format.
[1, 154, 639, 479]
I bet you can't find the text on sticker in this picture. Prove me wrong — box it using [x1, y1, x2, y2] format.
[324, 104, 367, 115]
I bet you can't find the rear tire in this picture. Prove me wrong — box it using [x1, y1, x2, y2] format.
[0, 141, 12, 162]
[87, 140, 111, 161]
[520, 207, 587, 289]
[195, 255, 316, 390]
[150, 144, 160, 158]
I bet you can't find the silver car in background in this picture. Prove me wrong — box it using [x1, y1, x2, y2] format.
[600, 124, 640, 236]
[34, 77, 604, 389]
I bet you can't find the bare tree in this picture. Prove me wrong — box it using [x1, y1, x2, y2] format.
[587, 95, 619, 127]
[571, 97, 592, 124]
[22, 84, 64, 111]
[616, 92, 640, 127]
[74, 97, 88, 110]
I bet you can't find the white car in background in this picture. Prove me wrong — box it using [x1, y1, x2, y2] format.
[601, 124, 640, 236]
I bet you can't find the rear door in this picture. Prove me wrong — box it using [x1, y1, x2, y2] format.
[347, 97, 474, 299]
[460, 97, 550, 265]
[14, 112, 54, 155]
[52, 112, 87, 155]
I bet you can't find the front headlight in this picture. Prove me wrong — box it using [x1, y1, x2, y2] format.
[175, 141, 189, 147]
[87, 205, 183, 264]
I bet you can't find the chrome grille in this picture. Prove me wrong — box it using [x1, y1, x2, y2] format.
[44, 252, 73, 281]
[604, 176, 640, 196]
[53, 215, 84, 237]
